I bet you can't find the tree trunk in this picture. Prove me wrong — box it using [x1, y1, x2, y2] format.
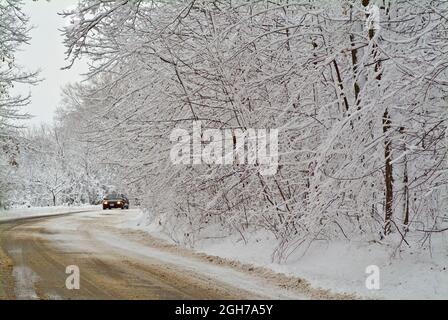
[383, 109, 393, 235]
[400, 127, 410, 229]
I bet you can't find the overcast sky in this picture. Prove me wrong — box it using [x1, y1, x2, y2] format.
[13, 0, 87, 126]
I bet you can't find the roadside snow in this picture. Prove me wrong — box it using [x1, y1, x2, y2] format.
[93, 230, 307, 299]
[194, 233, 448, 300]
[0, 205, 98, 223]
[119, 210, 448, 300]
[13, 207, 447, 299]
[36, 210, 308, 299]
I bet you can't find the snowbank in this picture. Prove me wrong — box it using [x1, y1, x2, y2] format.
[193, 233, 448, 299]
[0, 205, 98, 223]
[121, 210, 448, 300]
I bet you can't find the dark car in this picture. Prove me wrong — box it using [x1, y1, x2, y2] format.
[102, 193, 130, 210]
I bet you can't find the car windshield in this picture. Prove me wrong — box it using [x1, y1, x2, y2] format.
[105, 194, 121, 200]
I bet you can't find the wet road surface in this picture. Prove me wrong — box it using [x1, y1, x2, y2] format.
[0, 211, 260, 300]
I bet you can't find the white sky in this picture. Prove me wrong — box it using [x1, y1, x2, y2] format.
[13, 0, 87, 126]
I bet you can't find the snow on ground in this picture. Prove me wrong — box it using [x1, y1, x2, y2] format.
[36, 209, 308, 299]
[120, 210, 448, 300]
[0, 205, 98, 223]
[93, 229, 307, 299]
[194, 232, 448, 300]
[3, 206, 447, 299]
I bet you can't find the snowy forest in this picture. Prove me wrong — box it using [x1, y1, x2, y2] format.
[1, 0, 448, 257]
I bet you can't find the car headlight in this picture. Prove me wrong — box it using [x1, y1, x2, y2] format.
[104, 201, 108, 205]
[117, 201, 121, 204]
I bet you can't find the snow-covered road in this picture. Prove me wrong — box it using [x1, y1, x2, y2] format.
[0, 209, 321, 300]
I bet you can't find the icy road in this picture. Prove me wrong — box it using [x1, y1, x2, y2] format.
[0, 209, 309, 300]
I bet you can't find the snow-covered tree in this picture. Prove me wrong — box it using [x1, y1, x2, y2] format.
[8, 117, 119, 207]
[58, 0, 448, 257]
[0, 0, 38, 207]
